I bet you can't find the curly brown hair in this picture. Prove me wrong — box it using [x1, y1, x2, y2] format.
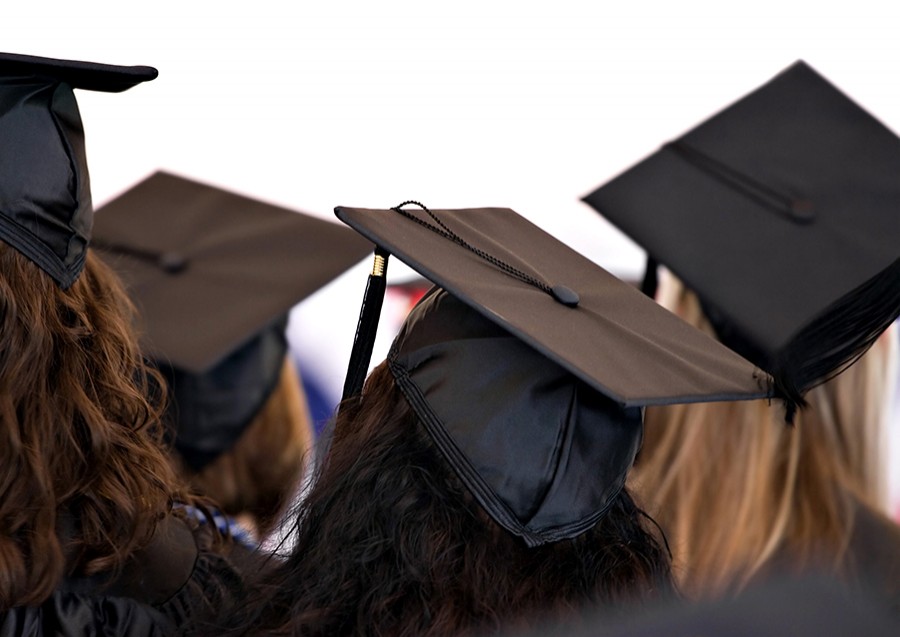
[0, 245, 184, 608]
[223, 363, 673, 637]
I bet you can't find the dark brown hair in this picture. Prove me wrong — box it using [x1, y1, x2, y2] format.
[224, 363, 673, 637]
[0, 246, 183, 608]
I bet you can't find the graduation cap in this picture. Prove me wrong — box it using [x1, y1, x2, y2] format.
[0, 52, 157, 289]
[583, 61, 900, 418]
[92, 171, 373, 469]
[336, 202, 770, 546]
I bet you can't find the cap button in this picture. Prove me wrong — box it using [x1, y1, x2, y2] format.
[551, 285, 580, 307]
[789, 199, 816, 223]
[159, 252, 188, 274]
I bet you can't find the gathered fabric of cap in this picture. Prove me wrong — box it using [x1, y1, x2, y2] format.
[583, 61, 900, 417]
[336, 203, 771, 546]
[389, 288, 643, 547]
[0, 52, 157, 288]
[159, 318, 289, 472]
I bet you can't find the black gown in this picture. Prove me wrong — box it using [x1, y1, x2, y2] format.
[0, 514, 253, 636]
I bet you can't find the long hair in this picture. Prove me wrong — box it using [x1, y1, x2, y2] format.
[226, 362, 673, 637]
[0, 246, 183, 608]
[631, 270, 897, 598]
[173, 358, 315, 540]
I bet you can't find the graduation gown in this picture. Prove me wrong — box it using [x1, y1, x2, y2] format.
[0, 514, 251, 636]
[843, 498, 900, 613]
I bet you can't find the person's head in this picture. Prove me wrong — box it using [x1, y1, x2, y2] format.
[240, 359, 674, 637]
[0, 53, 177, 609]
[631, 272, 898, 597]
[0, 244, 181, 607]
[219, 203, 772, 636]
[169, 357, 314, 540]
[89, 171, 373, 541]
[152, 317, 314, 543]
[581, 62, 900, 600]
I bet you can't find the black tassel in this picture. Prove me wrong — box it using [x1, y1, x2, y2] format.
[341, 248, 390, 402]
[771, 256, 900, 423]
[640, 256, 659, 298]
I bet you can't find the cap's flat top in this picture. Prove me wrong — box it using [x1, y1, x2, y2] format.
[336, 205, 770, 407]
[94, 171, 373, 372]
[0, 52, 157, 91]
[584, 61, 900, 354]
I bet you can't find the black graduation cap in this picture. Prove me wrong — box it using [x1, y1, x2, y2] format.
[583, 61, 900, 417]
[336, 202, 770, 546]
[92, 171, 373, 469]
[0, 52, 157, 289]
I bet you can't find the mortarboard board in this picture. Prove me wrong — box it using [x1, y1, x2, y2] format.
[0, 52, 157, 289]
[92, 171, 373, 469]
[582, 61, 900, 417]
[336, 202, 771, 546]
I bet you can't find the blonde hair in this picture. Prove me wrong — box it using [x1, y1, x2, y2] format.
[174, 359, 314, 539]
[631, 270, 897, 598]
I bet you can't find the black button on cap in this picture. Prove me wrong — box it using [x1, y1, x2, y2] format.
[551, 285, 579, 307]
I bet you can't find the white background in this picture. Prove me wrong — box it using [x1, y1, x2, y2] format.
[4, 1, 900, 513]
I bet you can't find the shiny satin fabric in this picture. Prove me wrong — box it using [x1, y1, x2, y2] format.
[0, 76, 91, 288]
[0, 593, 170, 637]
[389, 288, 643, 546]
[0, 516, 197, 636]
[0, 514, 257, 636]
[0, 53, 157, 289]
[161, 319, 289, 471]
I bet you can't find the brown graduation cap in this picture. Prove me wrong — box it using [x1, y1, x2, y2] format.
[0, 52, 157, 288]
[336, 202, 770, 546]
[92, 171, 373, 468]
[583, 61, 900, 417]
